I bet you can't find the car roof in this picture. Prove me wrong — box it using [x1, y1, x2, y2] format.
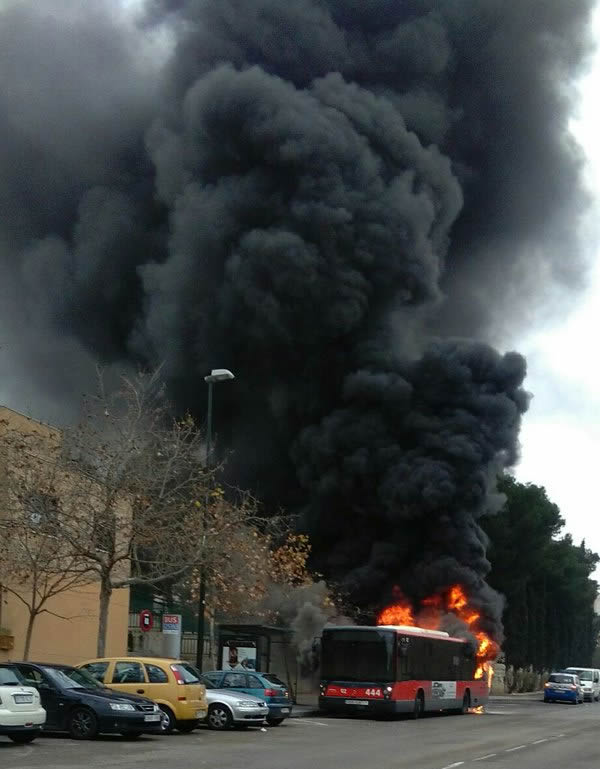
[205, 670, 274, 678]
[14, 662, 75, 669]
[81, 657, 186, 665]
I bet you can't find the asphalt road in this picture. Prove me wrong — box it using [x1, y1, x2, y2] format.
[1, 696, 598, 769]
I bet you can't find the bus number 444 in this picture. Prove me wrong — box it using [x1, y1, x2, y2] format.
[365, 688, 382, 698]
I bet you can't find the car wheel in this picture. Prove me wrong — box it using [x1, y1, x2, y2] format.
[207, 704, 233, 731]
[411, 692, 425, 720]
[266, 717, 285, 726]
[9, 732, 39, 744]
[159, 705, 176, 734]
[176, 720, 200, 733]
[68, 707, 99, 740]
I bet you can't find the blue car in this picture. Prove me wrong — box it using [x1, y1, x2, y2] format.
[544, 672, 584, 704]
[201, 671, 292, 725]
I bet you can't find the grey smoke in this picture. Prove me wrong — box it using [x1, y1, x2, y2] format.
[0, 0, 594, 641]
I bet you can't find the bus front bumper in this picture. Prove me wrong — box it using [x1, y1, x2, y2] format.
[319, 696, 414, 714]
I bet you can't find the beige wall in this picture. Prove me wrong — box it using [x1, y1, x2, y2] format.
[0, 405, 130, 664]
[0, 584, 130, 665]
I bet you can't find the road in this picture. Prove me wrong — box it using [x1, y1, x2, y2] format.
[1, 696, 597, 769]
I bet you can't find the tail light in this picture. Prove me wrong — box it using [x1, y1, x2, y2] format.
[170, 665, 185, 685]
[263, 688, 279, 697]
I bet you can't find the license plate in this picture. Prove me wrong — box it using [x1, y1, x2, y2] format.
[14, 694, 33, 704]
[280, 708, 289, 713]
[345, 699, 369, 705]
[144, 714, 161, 722]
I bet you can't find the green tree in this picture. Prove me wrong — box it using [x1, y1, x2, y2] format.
[484, 476, 599, 677]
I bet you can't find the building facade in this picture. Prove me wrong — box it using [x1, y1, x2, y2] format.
[0, 406, 129, 664]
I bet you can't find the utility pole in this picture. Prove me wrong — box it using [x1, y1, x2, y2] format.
[195, 369, 234, 671]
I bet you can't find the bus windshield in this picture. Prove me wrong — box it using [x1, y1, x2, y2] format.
[321, 629, 395, 682]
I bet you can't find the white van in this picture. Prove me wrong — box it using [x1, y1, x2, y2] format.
[564, 667, 600, 701]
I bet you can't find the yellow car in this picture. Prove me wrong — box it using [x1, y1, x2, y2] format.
[78, 657, 208, 734]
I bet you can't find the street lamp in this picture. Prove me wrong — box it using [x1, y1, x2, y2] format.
[196, 368, 235, 671]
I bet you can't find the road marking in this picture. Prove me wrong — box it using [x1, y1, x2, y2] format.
[473, 754, 497, 761]
[441, 763, 464, 769]
[532, 739, 548, 744]
[505, 745, 526, 752]
[290, 718, 329, 726]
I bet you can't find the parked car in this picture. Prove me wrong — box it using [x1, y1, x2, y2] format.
[79, 656, 208, 734]
[202, 670, 292, 725]
[0, 664, 46, 744]
[544, 672, 584, 704]
[198, 675, 269, 730]
[10, 662, 162, 739]
[563, 667, 600, 701]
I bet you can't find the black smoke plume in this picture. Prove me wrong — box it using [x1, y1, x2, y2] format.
[0, 0, 594, 640]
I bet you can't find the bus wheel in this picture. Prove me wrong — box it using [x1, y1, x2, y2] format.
[411, 692, 424, 719]
[460, 692, 471, 714]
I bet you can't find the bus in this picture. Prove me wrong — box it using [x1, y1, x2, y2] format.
[318, 625, 489, 718]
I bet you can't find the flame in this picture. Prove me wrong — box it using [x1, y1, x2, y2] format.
[377, 603, 415, 626]
[377, 583, 498, 688]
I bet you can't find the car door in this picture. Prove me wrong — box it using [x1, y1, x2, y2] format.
[143, 662, 171, 704]
[15, 665, 62, 729]
[110, 661, 148, 697]
[245, 673, 266, 699]
[221, 672, 248, 694]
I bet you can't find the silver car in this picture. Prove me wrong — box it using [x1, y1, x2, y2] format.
[200, 676, 269, 730]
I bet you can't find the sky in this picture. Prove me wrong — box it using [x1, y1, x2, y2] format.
[516, 6, 600, 554]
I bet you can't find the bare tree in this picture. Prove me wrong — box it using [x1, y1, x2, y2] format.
[52, 369, 261, 656]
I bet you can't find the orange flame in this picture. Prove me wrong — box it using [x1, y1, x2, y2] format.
[377, 603, 415, 626]
[377, 583, 498, 688]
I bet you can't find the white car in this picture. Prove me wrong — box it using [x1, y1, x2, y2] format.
[564, 667, 600, 702]
[0, 664, 46, 744]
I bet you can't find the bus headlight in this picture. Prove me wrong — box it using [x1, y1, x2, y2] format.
[383, 685, 393, 699]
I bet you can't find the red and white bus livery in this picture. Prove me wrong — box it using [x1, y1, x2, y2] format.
[318, 625, 489, 717]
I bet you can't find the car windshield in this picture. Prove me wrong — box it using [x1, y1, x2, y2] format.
[549, 674, 575, 684]
[200, 676, 216, 689]
[172, 663, 201, 684]
[0, 666, 25, 686]
[567, 669, 592, 681]
[263, 674, 286, 687]
[45, 666, 103, 689]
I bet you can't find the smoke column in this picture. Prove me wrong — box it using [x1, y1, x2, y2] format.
[0, 0, 594, 638]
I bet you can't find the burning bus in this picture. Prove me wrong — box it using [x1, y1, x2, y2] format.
[318, 624, 489, 717]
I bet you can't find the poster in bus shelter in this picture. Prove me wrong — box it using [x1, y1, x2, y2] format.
[222, 640, 257, 670]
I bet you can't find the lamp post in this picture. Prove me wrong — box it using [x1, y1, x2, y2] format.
[195, 368, 235, 671]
